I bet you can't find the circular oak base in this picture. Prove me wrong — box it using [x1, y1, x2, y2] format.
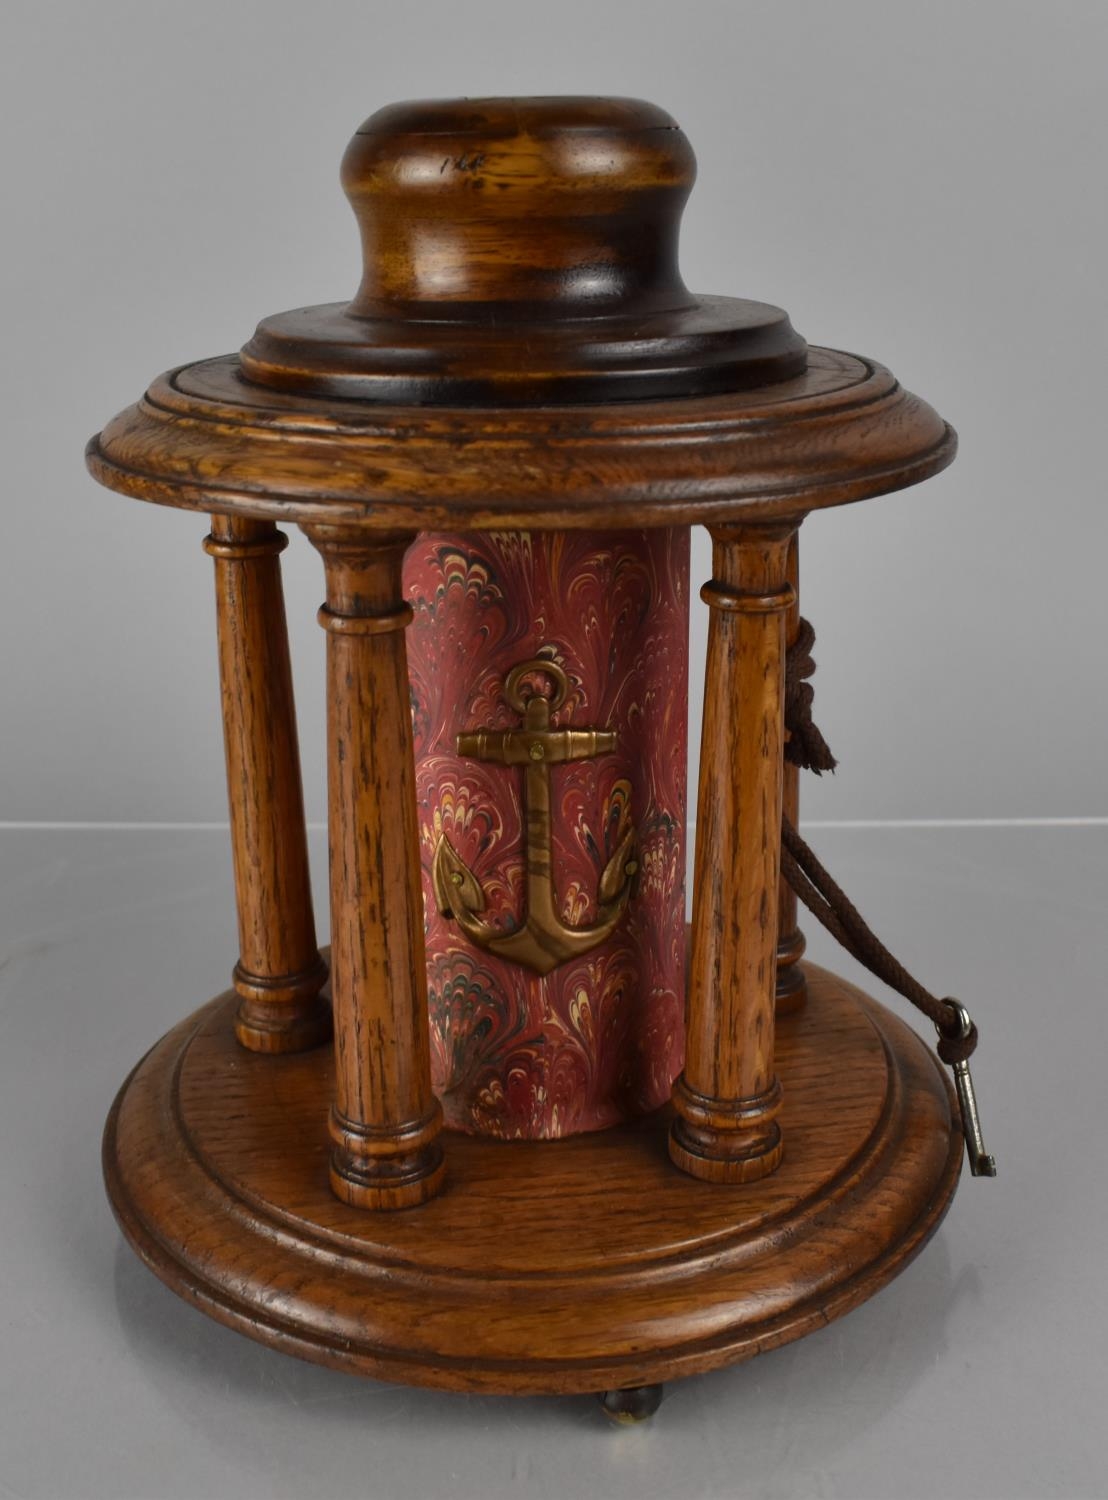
[103, 964, 962, 1397]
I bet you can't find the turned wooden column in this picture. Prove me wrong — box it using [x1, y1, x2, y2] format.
[306, 525, 444, 1210]
[776, 530, 808, 1014]
[670, 521, 795, 1183]
[204, 515, 328, 1053]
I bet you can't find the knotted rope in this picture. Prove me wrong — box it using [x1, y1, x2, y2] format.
[783, 617, 838, 777]
[781, 622, 978, 1067]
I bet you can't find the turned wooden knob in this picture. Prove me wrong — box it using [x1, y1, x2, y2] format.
[340, 96, 697, 318]
[241, 94, 807, 405]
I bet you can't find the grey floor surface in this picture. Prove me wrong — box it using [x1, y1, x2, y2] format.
[0, 824, 1104, 1500]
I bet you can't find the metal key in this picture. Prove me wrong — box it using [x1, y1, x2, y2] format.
[942, 1001, 997, 1177]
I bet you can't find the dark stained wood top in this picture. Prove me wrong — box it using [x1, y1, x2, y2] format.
[341, 96, 698, 317]
[239, 95, 806, 404]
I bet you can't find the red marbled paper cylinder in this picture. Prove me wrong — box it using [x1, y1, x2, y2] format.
[405, 529, 689, 1140]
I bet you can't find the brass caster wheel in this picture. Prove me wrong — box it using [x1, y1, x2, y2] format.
[597, 1385, 665, 1424]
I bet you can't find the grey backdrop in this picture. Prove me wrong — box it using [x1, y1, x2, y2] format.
[2, 8, 1107, 1499]
[2, 0, 1105, 828]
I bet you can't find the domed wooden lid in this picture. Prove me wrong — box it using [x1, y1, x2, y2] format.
[240, 97, 807, 405]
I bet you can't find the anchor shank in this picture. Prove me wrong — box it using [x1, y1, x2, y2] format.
[522, 759, 560, 931]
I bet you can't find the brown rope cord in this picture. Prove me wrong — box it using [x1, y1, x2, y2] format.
[784, 616, 838, 777]
[782, 621, 977, 1066]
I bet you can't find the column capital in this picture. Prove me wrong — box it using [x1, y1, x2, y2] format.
[303, 526, 416, 620]
[705, 518, 802, 548]
[301, 522, 416, 558]
[203, 515, 288, 561]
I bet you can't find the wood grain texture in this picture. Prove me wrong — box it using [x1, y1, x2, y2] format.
[776, 530, 808, 1015]
[307, 526, 444, 1209]
[342, 98, 699, 316]
[102, 962, 961, 1396]
[87, 349, 955, 531]
[671, 524, 794, 1181]
[239, 97, 806, 405]
[203, 515, 328, 1052]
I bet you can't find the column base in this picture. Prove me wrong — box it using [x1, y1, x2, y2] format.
[328, 1103, 446, 1211]
[102, 962, 961, 1397]
[232, 958, 332, 1054]
[668, 1076, 784, 1183]
[775, 928, 809, 1014]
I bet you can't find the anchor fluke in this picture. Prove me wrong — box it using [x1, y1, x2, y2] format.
[431, 835, 487, 919]
[599, 828, 638, 906]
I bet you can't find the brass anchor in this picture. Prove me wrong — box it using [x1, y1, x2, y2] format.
[432, 659, 637, 976]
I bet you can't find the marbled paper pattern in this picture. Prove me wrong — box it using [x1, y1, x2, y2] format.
[405, 529, 689, 1138]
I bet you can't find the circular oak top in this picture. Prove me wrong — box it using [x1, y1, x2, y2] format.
[87, 347, 955, 529]
[86, 95, 956, 527]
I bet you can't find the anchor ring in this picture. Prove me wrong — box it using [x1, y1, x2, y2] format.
[504, 658, 569, 716]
